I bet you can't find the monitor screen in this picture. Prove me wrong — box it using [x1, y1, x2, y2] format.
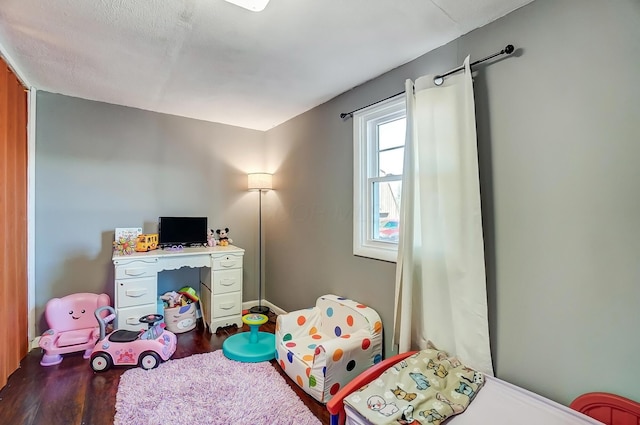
[159, 217, 207, 246]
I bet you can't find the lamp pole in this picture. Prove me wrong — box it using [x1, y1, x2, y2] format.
[249, 188, 269, 315]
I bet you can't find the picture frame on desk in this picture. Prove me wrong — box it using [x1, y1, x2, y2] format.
[113, 227, 142, 256]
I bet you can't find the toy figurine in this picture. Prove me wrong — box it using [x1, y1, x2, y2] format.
[216, 228, 233, 246]
[207, 228, 217, 247]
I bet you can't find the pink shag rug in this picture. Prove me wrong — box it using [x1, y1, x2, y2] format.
[115, 350, 321, 425]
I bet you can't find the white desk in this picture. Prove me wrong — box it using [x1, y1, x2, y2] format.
[112, 245, 244, 331]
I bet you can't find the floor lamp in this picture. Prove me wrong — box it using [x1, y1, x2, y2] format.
[248, 173, 272, 315]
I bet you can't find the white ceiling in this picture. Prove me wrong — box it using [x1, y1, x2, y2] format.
[0, 0, 534, 131]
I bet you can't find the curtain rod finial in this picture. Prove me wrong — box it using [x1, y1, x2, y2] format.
[505, 44, 515, 54]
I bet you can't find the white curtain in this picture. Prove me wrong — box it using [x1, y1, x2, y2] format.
[393, 56, 494, 376]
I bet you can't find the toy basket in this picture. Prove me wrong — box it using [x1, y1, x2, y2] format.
[163, 303, 197, 333]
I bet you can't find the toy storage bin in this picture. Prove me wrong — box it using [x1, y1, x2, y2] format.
[163, 303, 197, 333]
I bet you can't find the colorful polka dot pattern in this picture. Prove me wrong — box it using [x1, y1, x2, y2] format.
[275, 294, 383, 404]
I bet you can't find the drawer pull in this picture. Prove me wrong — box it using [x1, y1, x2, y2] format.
[126, 317, 140, 324]
[125, 289, 147, 297]
[220, 261, 236, 268]
[220, 279, 236, 286]
[125, 269, 145, 276]
[219, 303, 235, 310]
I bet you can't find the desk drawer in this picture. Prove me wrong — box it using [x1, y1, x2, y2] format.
[212, 292, 242, 318]
[211, 314, 243, 331]
[115, 263, 156, 279]
[116, 277, 157, 308]
[213, 269, 242, 294]
[116, 304, 157, 331]
[212, 254, 243, 271]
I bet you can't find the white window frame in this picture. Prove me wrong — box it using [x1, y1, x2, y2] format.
[353, 94, 405, 262]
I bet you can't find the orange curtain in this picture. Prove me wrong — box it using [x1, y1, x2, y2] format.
[0, 58, 28, 389]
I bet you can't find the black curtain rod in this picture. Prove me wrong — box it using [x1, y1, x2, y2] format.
[340, 44, 515, 119]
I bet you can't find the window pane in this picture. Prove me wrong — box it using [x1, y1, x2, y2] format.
[372, 180, 402, 242]
[378, 118, 405, 150]
[379, 147, 404, 176]
[354, 94, 405, 262]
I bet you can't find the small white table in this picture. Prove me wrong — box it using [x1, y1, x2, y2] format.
[112, 245, 244, 331]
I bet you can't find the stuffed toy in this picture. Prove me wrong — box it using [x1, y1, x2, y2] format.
[207, 228, 217, 247]
[216, 228, 233, 246]
[160, 291, 183, 308]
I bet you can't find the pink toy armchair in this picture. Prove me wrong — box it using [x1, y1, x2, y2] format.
[39, 292, 111, 366]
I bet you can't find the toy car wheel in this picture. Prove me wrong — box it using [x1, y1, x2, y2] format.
[91, 353, 113, 372]
[139, 351, 161, 370]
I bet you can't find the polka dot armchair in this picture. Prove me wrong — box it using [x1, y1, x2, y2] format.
[275, 294, 383, 403]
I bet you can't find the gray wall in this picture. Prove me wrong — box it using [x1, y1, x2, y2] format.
[264, 0, 640, 406]
[35, 92, 266, 329]
[33, 0, 639, 407]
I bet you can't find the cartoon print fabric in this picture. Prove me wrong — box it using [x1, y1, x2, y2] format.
[344, 348, 485, 425]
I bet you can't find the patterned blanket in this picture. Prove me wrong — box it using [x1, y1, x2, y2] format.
[343, 348, 485, 425]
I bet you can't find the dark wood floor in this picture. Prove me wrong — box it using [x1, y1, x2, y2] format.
[0, 313, 330, 425]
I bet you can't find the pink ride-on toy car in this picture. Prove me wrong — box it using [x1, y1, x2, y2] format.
[90, 306, 177, 372]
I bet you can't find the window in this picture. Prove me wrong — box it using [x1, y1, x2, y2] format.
[353, 95, 406, 262]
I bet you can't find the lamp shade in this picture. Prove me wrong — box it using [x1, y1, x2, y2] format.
[248, 173, 273, 191]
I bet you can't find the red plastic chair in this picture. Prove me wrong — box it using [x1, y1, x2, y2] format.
[570, 392, 640, 425]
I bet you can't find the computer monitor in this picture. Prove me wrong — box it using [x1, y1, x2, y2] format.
[158, 217, 207, 246]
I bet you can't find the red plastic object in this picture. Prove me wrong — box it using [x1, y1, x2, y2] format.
[326, 350, 419, 425]
[570, 392, 640, 425]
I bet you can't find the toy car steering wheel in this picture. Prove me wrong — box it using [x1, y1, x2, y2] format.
[139, 314, 163, 326]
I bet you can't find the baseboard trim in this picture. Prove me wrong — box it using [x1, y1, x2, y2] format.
[30, 336, 40, 350]
[242, 300, 287, 315]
